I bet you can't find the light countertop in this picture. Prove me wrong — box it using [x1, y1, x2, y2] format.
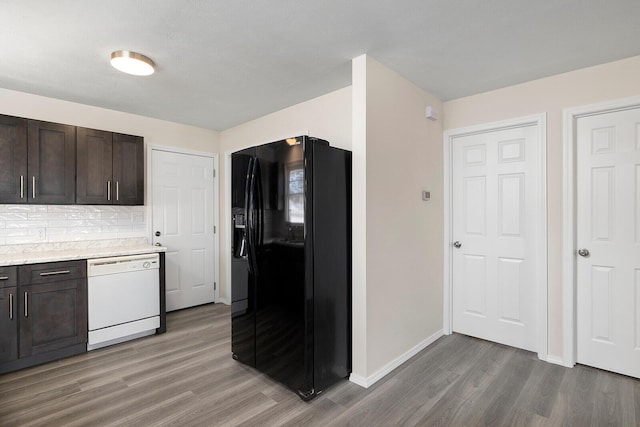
[0, 238, 166, 267]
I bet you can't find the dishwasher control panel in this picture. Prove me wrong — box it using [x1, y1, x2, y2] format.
[87, 253, 159, 277]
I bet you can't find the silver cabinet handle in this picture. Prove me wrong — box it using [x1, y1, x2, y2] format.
[9, 293, 13, 320]
[116, 181, 119, 201]
[453, 241, 462, 248]
[577, 248, 590, 257]
[32, 176, 36, 199]
[107, 180, 111, 201]
[39, 270, 71, 276]
[0, 276, 8, 280]
[24, 292, 28, 317]
[20, 175, 24, 199]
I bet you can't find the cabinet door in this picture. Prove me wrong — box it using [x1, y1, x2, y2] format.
[0, 115, 28, 204]
[113, 133, 144, 205]
[77, 127, 113, 204]
[0, 287, 18, 363]
[27, 120, 76, 204]
[19, 279, 87, 358]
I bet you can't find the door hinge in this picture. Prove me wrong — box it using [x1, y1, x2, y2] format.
[214, 226, 216, 233]
[214, 282, 217, 290]
[213, 169, 216, 178]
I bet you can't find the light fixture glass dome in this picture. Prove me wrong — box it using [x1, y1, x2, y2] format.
[110, 50, 155, 76]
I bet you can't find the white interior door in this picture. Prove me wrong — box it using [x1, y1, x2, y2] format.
[152, 150, 216, 311]
[451, 124, 542, 352]
[576, 107, 640, 378]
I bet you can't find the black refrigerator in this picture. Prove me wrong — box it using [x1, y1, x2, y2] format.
[231, 136, 351, 400]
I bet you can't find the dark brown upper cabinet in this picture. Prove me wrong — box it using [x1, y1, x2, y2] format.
[0, 113, 143, 206]
[0, 115, 28, 204]
[27, 121, 77, 205]
[76, 128, 113, 204]
[0, 116, 75, 204]
[112, 133, 144, 205]
[77, 129, 143, 205]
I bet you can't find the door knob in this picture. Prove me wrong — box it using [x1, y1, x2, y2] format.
[453, 241, 462, 248]
[155, 231, 161, 237]
[155, 242, 162, 247]
[577, 248, 590, 257]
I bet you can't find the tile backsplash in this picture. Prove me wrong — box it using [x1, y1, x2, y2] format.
[0, 204, 147, 245]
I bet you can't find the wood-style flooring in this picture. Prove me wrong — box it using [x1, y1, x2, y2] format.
[1, 303, 639, 426]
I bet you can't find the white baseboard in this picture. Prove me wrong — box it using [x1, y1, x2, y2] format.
[218, 297, 231, 305]
[545, 354, 574, 368]
[348, 373, 369, 388]
[349, 329, 444, 389]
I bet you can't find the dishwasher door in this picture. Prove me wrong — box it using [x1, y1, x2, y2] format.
[87, 254, 160, 350]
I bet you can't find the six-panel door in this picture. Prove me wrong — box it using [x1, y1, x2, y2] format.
[451, 124, 542, 352]
[151, 149, 215, 311]
[576, 107, 640, 378]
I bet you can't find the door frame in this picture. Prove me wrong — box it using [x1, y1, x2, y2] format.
[561, 95, 640, 367]
[147, 144, 220, 303]
[443, 113, 548, 360]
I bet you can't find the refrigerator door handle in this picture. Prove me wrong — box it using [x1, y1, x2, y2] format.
[244, 157, 255, 274]
[255, 158, 264, 247]
[247, 157, 259, 276]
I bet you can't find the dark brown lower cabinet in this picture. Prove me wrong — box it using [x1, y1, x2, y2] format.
[0, 260, 87, 374]
[19, 280, 87, 357]
[0, 287, 18, 363]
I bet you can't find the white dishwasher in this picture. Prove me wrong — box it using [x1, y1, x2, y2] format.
[87, 253, 160, 351]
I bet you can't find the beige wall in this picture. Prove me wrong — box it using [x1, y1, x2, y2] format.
[353, 55, 444, 378]
[444, 55, 640, 359]
[351, 56, 368, 378]
[0, 88, 220, 153]
[218, 87, 352, 302]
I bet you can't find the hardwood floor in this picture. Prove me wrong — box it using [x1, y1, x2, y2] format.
[1, 303, 639, 426]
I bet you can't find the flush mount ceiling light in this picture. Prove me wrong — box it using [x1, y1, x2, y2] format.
[110, 50, 155, 76]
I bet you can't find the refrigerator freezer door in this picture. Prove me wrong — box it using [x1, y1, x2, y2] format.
[231, 148, 256, 367]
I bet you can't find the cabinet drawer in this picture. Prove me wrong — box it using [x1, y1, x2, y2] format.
[18, 260, 86, 285]
[0, 266, 17, 288]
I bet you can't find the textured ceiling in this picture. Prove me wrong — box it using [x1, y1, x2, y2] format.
[1, 1, 639, 131]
